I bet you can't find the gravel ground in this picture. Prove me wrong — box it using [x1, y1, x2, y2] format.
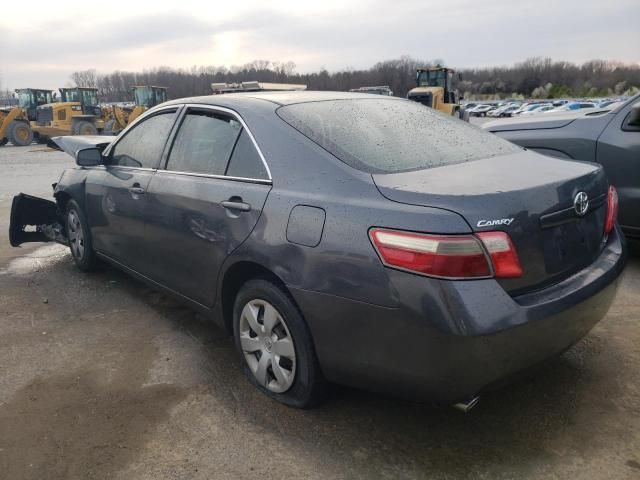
[0, 144, 639, 480]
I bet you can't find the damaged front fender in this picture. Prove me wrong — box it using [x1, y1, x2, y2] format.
[9, 193, 68, 247]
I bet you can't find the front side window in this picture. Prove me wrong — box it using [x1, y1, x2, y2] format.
[109, 110, 176, 168]
[166, 110, 242, 175]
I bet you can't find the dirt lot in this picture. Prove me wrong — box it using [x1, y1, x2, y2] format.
[1, 145, 639, 480]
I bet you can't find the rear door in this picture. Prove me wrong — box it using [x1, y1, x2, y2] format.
[85, 108, 178, 271]
[143, 105, 272, 306]
[596, 100, 640, 238]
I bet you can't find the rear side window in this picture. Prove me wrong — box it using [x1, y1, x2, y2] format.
[110, 110, 176, 168]
[277, 99, 520, 174]
[226, 130, 269, 179]
[166, 110, 242, 175]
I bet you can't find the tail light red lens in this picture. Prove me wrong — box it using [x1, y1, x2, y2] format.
[605, 185, 618, 234]
[369, 228, 522, 280]
[476, 231, 523, 278]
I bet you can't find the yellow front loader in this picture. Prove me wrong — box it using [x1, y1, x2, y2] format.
[31, 87, 105, 141]
[407, 66, 466, 119]
[105, 86, 167, 134]
[0, 89, 53, 146]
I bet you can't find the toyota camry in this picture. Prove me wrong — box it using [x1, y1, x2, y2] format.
[9, 91, 626, 409]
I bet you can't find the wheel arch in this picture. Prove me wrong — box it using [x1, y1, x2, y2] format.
[219, 260, 291, 335]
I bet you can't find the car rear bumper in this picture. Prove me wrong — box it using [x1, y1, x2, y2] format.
[290, 226, 626, 404]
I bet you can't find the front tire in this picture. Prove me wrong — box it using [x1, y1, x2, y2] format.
[65, 200, 97, 272]
[233, 279, 327, 408]
[72, 120, 98, 136]
[8, 121, 34, 146]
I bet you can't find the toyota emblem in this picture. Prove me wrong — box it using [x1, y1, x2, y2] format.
[574, 191, 589, 216]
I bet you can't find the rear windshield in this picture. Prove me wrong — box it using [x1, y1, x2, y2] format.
[277, 98, 520, 174]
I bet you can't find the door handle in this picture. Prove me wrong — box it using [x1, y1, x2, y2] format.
[222, 200, 251, 212]
[129, 186, 145, 195]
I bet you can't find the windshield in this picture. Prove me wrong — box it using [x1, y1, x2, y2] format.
[277, 98, 520, 174]
[134, 87, 166, 107]
[134, 87, 153, 107]
[61, 89, 79, 102]
[417, 70, 448, 88]
[80, 90, 98, 106]
[16, 91, 34, 108]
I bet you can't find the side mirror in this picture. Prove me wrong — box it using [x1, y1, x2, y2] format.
[76, 147, 102, 167]
[623, 102, 640, 131]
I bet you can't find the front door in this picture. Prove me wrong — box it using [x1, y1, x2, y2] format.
[85, 108, 178, 271]
[143, 107, 272, 306]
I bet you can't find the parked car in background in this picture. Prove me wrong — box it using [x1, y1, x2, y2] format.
[484, 94, 640, 241]
[468, 104, 495, 116]
[514, 103, 550, 115]
[555, 101, 598, 112]
[520, 104, 555, 115]
[9, 92, 626, 409]
[487, 104, 521, 117]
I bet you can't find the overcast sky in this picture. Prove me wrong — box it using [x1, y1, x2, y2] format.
[1, 0, 638, 90]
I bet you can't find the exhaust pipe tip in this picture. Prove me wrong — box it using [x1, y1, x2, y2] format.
[452, 395, 480, 413]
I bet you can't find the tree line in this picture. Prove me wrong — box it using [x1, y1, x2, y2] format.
[1, 57, 638, 106]
[73, 57, 639, 103]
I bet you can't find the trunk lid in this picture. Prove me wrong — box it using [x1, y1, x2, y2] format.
[373, 151, 608, 294]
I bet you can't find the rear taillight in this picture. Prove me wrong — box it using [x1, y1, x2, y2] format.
[605, 185, 618, 234]
[369, 228, 522, 280]
[476, 231, 523, 278]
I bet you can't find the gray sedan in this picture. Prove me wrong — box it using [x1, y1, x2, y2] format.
[10, 92, 626, 409]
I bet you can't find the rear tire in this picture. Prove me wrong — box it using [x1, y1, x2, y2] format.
[233, 279, 328, 408]
[72, 120, 98, 136]
[8, 121, 33, 146]
[65, 199, 97, 272]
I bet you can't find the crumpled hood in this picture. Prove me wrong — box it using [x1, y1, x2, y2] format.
[48, 135, 116, 157]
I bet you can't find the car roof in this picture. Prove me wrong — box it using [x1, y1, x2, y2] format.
[164, 90, 402, 107]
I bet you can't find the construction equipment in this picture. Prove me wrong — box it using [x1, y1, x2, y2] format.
[31, 87, 105, 140]
[0, 89, 53, 146]
[407, 66, 465, 119]
[105, 86, 167, 135]
[211, 81, 307, 94]
[349, 86, 394, 96]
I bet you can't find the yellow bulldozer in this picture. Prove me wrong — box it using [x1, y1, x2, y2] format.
[0, 88, 53, 146]
[407, 66, 466, 119]
[31, 87, 106, 141]
[105, 86, 167, 134]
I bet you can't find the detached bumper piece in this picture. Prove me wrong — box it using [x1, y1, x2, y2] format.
[9, 193, 67, 247]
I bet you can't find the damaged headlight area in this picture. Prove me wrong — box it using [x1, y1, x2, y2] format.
[9, 194, 68, 247]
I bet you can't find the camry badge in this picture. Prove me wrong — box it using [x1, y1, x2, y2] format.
[477, 218, 514, 227]
[574, 192, 589, 216]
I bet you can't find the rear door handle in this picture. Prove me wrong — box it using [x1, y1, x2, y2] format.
[222, 200, 251, 212]
[129, 186, 145, 195]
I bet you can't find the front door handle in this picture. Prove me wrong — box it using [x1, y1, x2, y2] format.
[222, 200, 251, 212]
[129, 186, 145, 195]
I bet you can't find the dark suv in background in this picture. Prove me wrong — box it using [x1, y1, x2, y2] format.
[484, 94, 640, 241]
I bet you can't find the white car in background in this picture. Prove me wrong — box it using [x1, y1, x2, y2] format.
[520, 104, 555, 115]
[468, 104, 495, 117]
